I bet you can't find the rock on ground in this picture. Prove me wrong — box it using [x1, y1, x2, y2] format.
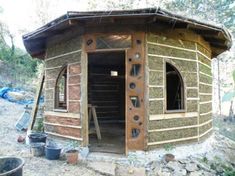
[115, 165, 146, 176]
[185, 162, 198, 172]
[87, 161, 116, 176]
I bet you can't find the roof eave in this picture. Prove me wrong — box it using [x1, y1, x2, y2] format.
[22, 8, 232, 59]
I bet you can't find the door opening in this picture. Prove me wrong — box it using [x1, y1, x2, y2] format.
[88, 51, 125, 154]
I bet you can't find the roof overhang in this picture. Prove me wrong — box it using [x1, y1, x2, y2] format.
[23, 8, 232, 59]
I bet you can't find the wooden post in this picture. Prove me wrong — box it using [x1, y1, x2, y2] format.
[29, 72, 45, 130]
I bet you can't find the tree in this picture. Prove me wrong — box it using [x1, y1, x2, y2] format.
[0, 6, 40, 88]
[165, 0, 235, 33]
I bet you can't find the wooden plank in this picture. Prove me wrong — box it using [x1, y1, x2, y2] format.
[45, 49, 81, 61]
[44, 122, 81, 129]
[29, 72, 45, 130]
[44, 111, 80, 118]
[46, 131, 83, 141]
[148, 135, 198, 146]
[150, 112, 198, 120]
[148, 119, 212, 132]
[81, 39, 88, 146]
[148, 54, 197, 62]
[147, 41, 196, 52]
[91, 106, 102, 140]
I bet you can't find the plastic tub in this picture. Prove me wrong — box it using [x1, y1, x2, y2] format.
[28, 132, 47, 143]
[0, 157, 24, 176]
[45, 146, 61, 160]
[30, 143, 45, 157]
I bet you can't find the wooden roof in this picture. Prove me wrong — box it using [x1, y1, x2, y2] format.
[23, 8, 232, 59]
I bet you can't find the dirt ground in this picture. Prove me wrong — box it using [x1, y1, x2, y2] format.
[1, 98, 235, 176]
[0, 98, 102, 176]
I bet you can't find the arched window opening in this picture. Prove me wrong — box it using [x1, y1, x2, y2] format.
[55, 66, 67, 109]
[166, 63, 184, 111]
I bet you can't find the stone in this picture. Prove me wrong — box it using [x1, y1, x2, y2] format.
[178, 158, 190, 164]
[185, 162, 198, 172]
[163, 154, 175, 163]
[215, 164, 224, 173]
[88, 161, 116, 176]
[161, 171, 171, 176]
[79, 147, 89, 158]
[166, 161, 183, 171]
[115, 165, 145, 176]
[189, 171, 203, 176]
[225, 148, 235, 165]
[173, 168, 187, 176]
[193, 160, 213, 173]
[190, 171, 215, 176]
[202, 171, 215, 176]
[146, 160, 161, 171]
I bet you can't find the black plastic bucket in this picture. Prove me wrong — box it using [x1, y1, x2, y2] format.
[28, 133, 47, 143]
[0, 157, 24, 176]
[30, 142, 45, 157]
[45, 146, 61, 160]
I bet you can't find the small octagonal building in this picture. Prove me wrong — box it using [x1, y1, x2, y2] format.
[23, 8, 232, 154]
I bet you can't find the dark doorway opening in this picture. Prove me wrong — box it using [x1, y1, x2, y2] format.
[166, 63, 184, 110]
[88, 51, 125, 154]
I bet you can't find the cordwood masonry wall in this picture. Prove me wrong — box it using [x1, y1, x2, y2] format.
[146, 30, 213, 149]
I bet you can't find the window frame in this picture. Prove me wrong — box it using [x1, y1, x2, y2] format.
[54, 65, 68, 111]
[164, 62, 185, 113]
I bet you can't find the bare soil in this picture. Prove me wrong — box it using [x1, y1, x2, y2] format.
[0, 98, 101, 176]
[1, 98, 235, 176]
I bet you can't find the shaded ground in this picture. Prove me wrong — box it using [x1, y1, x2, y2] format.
[213, 115, 235, 141]
[0, 98, 102, 176]
[0, 98, 235, 176]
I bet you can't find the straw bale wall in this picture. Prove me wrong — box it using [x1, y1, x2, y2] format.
[44, 35, 82, 141]
[147, 31, 213, 149]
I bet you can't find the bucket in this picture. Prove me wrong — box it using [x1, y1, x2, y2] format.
[28, 133, 47, 143]
[0, 157, 24, 176]
[45, 146, 61, 160]
[30, 143, 45, 157]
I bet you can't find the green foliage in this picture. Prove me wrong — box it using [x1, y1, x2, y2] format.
[0, 46, 41, 88]
[201, 156, 208, 164]
[224, 167, 235, 176]
[0, 6, 41, 89]
[67, 140, 80, 150]
[35, 118, 44, 132]
[232, 70, 235, 86]
[165, 0, 235, 32]
[163, 143, 175, 151]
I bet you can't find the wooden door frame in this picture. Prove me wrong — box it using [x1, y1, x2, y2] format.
[82, 33, 146, 154]
[82, 37, 128, 151]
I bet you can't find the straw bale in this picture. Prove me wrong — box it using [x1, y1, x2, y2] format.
[147, 33, 196, 50]
[149, 117, 197, 130]
[149, 100, 163, 115]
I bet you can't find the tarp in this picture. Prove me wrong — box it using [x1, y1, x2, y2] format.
[0, 87, 43, 105]
[222, 91, 235, 102]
